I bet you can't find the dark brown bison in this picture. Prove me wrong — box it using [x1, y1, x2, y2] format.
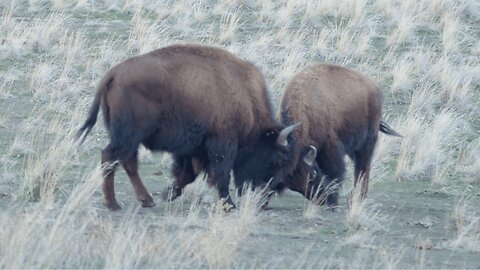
[77, 44, 298, 211]
[274, 63, 401, 207]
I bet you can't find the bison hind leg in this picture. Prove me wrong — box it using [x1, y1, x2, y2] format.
[352, 133, 378, 199]
[122, 151, 154, 208]
[101, 144, 122, 211]
[101, 129, 144, 210]
[316, 143, 347, 208]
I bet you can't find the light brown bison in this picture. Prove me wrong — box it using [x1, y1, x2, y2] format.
[275, 63, 401, 206]
[77, 44, 298, 211]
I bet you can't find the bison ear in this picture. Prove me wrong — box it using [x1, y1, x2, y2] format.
[303, 146, 317, 166]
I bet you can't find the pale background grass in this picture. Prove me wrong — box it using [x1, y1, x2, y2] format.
[0, 0, 479, 268]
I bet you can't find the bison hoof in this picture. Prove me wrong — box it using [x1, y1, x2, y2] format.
[311, 195, 327, 206]
[162, 186, 182, 202]
[221, 197, 236, 213]
[140, 196, 155, 208]
[104, 200, 122, 211]
[327, 193, 338, 206]
[260, 200, 270, 210]
[259, 191, 275, 210]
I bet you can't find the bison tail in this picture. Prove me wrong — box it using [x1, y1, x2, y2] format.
[76, 74, 114, 144]
[379, 120, 403, 137]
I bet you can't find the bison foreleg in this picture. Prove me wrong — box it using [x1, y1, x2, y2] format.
[206, 139, 237, 212]
[163, 155, 199, 202]
[216, 170, 236, 212]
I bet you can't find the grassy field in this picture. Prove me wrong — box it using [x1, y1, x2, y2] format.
[0, 0, 479, 268]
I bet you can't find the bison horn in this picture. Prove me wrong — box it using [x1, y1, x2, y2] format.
[276, 123, 300, 146]
[303, 146, 317, 166]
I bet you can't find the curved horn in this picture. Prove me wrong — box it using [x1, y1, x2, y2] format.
[276, 123, 301, 146]
[303, 146, 317, 166]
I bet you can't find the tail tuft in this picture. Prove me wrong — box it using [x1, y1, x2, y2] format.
[76, 74, 113, 145]
[379, 120, 403, 137]
[76, 101, 100, 145]
[76, 114, 97, 145]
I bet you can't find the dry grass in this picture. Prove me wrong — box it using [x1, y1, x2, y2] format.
[446, 198, 480, 252]
[0, 0, 479, 268]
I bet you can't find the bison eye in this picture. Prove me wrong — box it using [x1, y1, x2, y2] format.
[264, 130, 277, 137]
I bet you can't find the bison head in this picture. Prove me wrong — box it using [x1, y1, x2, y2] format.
[233, 123, 300, 190]
[268, 145, 330, 204]
[299, 146, 337, 205]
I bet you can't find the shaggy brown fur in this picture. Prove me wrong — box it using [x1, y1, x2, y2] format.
[77, 44, 297, 211]
[277, 63, 400, 206]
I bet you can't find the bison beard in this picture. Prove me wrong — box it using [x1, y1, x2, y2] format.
[77, 44, 298, 211]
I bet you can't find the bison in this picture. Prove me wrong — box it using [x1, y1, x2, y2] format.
[273, 63, 401, 207]
[77, 44, 298, 211]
